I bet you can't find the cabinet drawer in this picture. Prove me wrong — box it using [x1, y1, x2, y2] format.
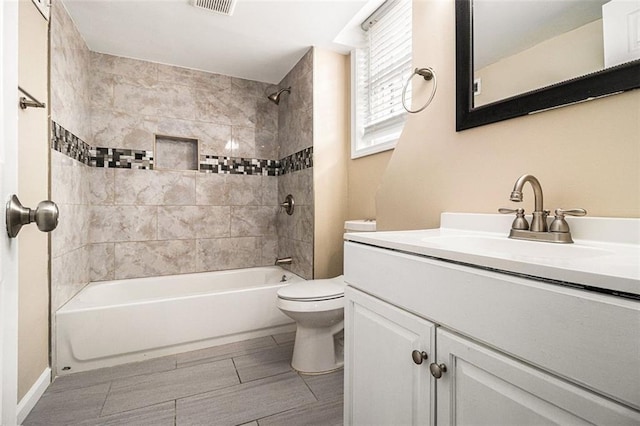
[344, 242, 640, 410]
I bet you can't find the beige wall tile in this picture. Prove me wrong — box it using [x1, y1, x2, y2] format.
[91, 108, 155, 150]
[196, 173, 228, 205]
[51, 245, 90, 312]
[89, 205, 157, 243]
[158, 206, 230, 240]
[230, 126, 256, 158]
[114, 240, 197, 279]
[227, 174, 263, 206]
[196, 237, 262, 272]
[89, 243, 115, 282]
[51, 203, 89, 255]
[51, 150, 89, 205]
[88, 166, 115, 205]
[114, 169, 196, 206]
[231, 206, 278, 237]
[158, 63, 230, 90]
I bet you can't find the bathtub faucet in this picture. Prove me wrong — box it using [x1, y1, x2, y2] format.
[275, 257, 292, 266]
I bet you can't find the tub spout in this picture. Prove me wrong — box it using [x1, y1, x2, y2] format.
[275, 257, 292, 266]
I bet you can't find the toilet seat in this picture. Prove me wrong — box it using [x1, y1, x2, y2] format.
[277, 276, 344, 302]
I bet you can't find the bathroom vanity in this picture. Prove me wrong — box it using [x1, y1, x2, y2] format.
[343, 213, 640, 425]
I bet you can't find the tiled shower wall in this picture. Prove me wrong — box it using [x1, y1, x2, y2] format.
[50, 1, 315, 289]
[276, 50, 314, 280]
[50, 0, 92, 313]
[84, 51, 282, 280]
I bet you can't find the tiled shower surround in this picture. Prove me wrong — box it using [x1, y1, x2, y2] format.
[50, 0, 315, 321]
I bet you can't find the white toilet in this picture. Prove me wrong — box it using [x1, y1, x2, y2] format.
[277, 276, 346, 374]
[276, 220, 376, 374]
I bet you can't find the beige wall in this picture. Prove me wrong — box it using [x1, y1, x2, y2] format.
[376, 0, 640, 231]
[17, 0, 49, 400]
[348, 150, 392, 221]
[313, 49, 349, 279]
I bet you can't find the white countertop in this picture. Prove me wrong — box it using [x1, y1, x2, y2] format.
[344, 213, 640, 296]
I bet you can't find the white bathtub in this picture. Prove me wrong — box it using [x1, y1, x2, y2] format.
[56, 266, 301, 375]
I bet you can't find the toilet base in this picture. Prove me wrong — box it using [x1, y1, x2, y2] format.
[291, 321, 344, 374]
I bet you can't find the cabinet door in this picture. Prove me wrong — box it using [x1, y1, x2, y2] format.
[345, 287, 436, 426]
[436, 329, 640, 425]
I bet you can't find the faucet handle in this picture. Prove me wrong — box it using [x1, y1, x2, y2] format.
[498, 208, 529, 230]
[549, 208, 587, 233]
[555, 208, 587, 218]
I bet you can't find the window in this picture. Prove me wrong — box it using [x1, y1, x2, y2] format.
[352, 0, 412, 159]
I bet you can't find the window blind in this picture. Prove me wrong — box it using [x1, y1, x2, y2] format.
[356, 0, 412, 149]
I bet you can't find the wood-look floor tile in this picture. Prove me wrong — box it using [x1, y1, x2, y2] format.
[176, 336, 277, 368]
[23, 383, 110, 426]
[257, 399, 343, 426]
[102, 358, 238, 415]
[49, 355, 177, 393]
[300, 369, 344, 401]
[233, 343, 293, 382]
[74, 401, 175, 426]
[176, 371, 316, 426]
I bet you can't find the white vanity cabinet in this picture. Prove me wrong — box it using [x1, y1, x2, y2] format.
[343, 240, 640, 425]
[344, 287, 435, 426]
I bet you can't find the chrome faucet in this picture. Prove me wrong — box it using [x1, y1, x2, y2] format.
[500, 174, 586, 243]
[275, 257, 292, 266]
[509, 174, 547, 232]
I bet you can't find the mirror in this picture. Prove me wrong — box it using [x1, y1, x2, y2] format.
[456, 0, 640, 131]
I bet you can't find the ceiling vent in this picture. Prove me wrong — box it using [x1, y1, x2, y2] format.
[192, 0, 237, 16]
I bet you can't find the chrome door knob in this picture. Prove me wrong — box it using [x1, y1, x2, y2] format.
[429, 362, 447, 379]
[6, 194, 59, 238]
[411, 350, 428, 365]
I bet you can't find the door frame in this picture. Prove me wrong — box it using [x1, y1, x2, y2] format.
[0, 0, 20, 424]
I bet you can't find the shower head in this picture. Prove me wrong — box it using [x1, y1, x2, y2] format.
[267, 87, 291, 105]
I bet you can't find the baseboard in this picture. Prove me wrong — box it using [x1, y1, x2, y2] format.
[17, 367, 50, 425]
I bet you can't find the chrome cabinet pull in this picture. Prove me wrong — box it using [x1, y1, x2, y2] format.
[6, 194, 59, 238]
[411, 350, 428, 365]
[429, 362, 447, 379]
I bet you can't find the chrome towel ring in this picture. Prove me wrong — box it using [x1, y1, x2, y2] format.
[402, 67, 437, 114]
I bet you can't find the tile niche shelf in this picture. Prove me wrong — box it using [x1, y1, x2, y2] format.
[155, 135, 199, 171]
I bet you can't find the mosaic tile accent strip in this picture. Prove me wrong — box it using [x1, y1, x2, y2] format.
[51, 121, 92, 165]
[90, 147, 154, 169]
[51, 121, 313, 175]
[280, 147, 313, 175]
[200, 156, 280, 176]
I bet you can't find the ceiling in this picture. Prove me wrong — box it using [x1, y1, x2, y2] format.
[62, 0, 383, 84]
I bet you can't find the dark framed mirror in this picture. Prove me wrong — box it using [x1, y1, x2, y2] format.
[456, 0, 640, 131]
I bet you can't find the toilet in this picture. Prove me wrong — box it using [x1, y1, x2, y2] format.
[276, 220, 376, 374]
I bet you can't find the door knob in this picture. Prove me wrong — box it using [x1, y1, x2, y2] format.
[6, 194, 59, 238]
[411, 350, 428, 365]
[429, 362, 447, 379]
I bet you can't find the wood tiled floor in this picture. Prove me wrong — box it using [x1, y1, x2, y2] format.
[25, 332, 344, 426]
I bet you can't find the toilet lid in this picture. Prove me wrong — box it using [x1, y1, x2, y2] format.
[277, 276, 345, 301]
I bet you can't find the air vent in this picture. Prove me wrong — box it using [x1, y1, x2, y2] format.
[192, 0, 237, 16]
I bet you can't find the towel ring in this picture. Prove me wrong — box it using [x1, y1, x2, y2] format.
[402, 67, 437, 114]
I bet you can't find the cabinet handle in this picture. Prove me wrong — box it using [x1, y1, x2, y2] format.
[429, 362, 447, 379]
[411, 350, 428, 365]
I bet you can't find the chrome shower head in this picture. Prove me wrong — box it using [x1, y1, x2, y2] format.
[267, 87, 291, 105]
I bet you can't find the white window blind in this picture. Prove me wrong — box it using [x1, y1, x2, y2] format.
[352, 0, 412, 158]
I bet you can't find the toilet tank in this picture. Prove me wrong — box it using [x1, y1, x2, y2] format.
[344, 220, 376, 233]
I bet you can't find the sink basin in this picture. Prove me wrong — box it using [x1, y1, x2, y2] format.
[421, 235, 614, 260]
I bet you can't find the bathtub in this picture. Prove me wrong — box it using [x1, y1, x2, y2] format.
[56, 266, 302, 375]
